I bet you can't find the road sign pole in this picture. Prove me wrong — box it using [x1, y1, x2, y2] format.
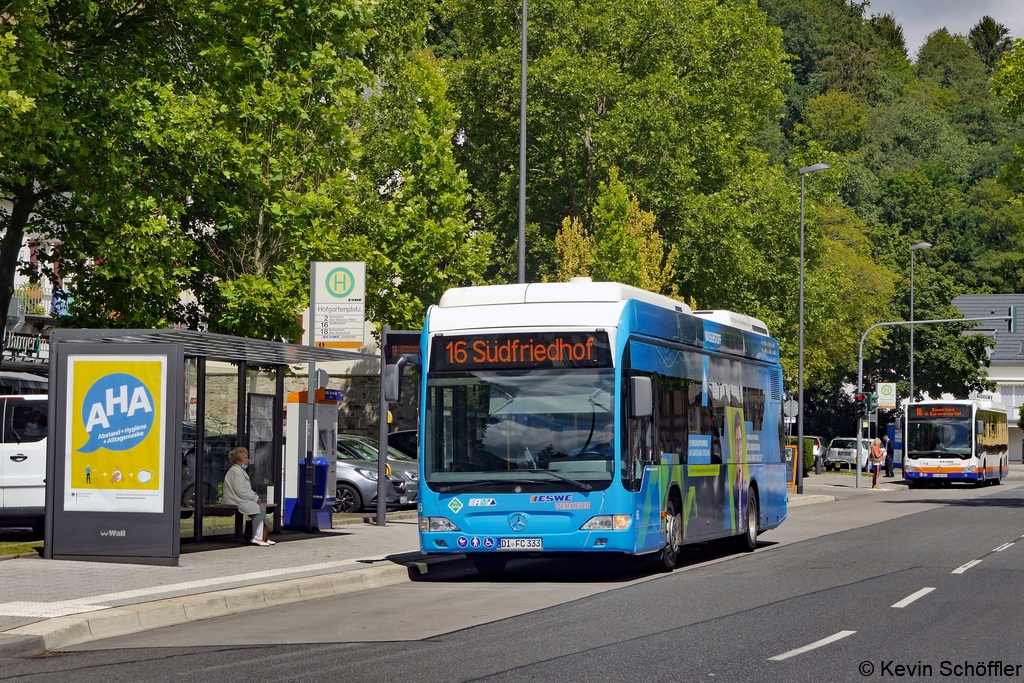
[377, 325, 390, 527]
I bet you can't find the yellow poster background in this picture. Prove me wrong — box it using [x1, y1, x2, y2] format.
[68, 358, 164, 491]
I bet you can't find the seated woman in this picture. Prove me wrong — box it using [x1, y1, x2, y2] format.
[224, 447, 274, 547]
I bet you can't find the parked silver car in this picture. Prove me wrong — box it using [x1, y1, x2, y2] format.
[336, 436, 419, 512]
[334, 447, 410, 514]
[826, 437, 873, 471]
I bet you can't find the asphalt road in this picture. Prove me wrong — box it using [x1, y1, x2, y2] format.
[3, 483, 1024, 682]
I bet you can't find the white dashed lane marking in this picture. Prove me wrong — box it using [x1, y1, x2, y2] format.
[952, 560, 982, 574]
[892, 587, 936, 609]
[769, 631, 857, 661]
[994, 542, 1015, 552]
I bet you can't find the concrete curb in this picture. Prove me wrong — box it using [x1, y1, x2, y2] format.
[0, 551, 41, 562]
[0, 633, 46, 658]
[4, 561, 416, 654]
[787, 494, 836, 507]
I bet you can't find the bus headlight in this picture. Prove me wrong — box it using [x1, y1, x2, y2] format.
[904, 464, 915, 473]
[419, 517, 460, 532]
[581, 515, 632, 531]
[963, 464, 976, 472]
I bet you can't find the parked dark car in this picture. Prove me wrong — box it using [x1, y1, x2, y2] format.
[180, 431, 237, 508]
[388, 430, 418, 458]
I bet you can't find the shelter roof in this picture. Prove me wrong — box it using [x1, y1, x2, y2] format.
[51, 329, 378, 365]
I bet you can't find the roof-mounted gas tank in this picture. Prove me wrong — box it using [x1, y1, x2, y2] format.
[438, 278, 692, 315]
[693, 309, 770, 336]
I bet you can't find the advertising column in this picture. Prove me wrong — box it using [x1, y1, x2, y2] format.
[46, 341, 183, 565]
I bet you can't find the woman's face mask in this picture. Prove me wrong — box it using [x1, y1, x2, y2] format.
[240, 463, 248, 470]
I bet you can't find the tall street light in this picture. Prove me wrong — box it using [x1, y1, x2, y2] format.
[798, 163, 829, 490]
[517, 0, 528, 284]
[909, 242, 932, 411]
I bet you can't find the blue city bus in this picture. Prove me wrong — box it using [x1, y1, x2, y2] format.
[415, 281, 788, 573]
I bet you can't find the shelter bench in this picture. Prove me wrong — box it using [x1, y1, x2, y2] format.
[179, 503, 278, 539]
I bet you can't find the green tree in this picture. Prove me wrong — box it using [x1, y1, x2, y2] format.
[553, 216, 594, 282]
[802, 204, 895, 385]
[552, 170, 676, 293]
[969, 16, 1012, 72]
[870, 13, 907, 58]
[0, 26, 34, 125]
[11, 0, 489, 340]
[994, 39, 1024, 193]
[0, 1, 170, 337]
[441, 0, 791, 281]
[795, 92, 867, 153]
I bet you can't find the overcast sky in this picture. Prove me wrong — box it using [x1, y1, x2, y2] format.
[864, 0, 1024, 58]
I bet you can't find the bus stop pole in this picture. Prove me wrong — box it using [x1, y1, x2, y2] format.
[306, 266, 317, 533]
[377, 326, 390, 526]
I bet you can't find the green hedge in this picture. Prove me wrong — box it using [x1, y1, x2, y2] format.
[786, 437, 817, 474]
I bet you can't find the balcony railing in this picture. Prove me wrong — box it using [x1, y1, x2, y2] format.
[13, 284, 52, 316]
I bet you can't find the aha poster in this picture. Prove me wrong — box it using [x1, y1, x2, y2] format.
[63, 355, 167, 513]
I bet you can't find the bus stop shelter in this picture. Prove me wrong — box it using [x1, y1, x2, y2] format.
[43, 328, 376, 565]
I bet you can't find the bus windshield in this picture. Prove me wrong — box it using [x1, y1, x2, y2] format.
[424, 369, 615, 490]
[907, 409, 972, 459]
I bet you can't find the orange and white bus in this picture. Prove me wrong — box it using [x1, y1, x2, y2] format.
[904, 399, 1008, 489]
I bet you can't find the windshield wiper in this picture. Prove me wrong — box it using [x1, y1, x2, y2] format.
[437, 479, 537, 493]
[516, 469, 593, 491]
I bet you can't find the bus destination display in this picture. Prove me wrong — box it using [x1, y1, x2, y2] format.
[913, 405, 968, 419]
[430, 331, 612, 371]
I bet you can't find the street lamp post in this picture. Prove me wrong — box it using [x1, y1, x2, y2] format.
[909, 242, 932, 411]
[517, 0, 528, 284]
[798, 163, 829, 490]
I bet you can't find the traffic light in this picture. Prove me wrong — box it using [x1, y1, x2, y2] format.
[855, 393, 866, 416]
[866, 392, 878, 412]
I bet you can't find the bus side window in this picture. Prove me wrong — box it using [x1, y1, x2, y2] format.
[743, 387, 764, 431]
[657, 375, 686, 465]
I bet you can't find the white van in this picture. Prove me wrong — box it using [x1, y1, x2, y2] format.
[0, 395, 47, 532]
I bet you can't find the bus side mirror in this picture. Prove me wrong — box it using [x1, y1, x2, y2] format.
[383, 354, 421, 403]
[630, 376, 653, 419]
[977, 420, 985, 436]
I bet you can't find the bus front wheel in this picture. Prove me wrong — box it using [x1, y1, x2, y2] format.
[657, 498, 682, 572]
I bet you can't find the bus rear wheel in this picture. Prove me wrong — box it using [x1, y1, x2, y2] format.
[738, 488, 758, 552]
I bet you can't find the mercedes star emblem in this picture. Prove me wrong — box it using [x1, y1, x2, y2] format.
[508, 513, 528, 532]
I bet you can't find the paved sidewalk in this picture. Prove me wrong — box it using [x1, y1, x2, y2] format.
[0, 517, 421, 634]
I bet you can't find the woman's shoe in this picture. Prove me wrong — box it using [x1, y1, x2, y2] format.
[251, 539, 270, 546]
[265, 539, 276, 545]
[872, 485, 880, 489]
